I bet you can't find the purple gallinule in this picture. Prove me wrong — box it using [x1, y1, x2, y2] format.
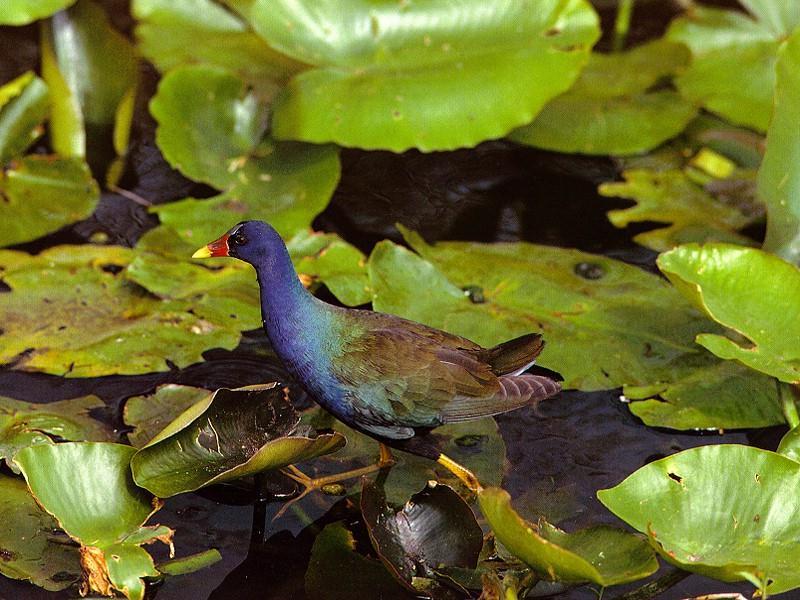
[193, 221, 561, 499]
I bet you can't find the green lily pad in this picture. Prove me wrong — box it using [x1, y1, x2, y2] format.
[0, 245, 247, 376]
[368, 228, 723, 391]
[0, 72, 49, 164]
[124, 384, 212, 448]
[624, 360, 783, 430]
[759, 28, 800, 264]
[0, 0, 76, 25]
[150, 64, 340, 242]
[0, 394, 114, 472]
[511, 39, 697, 155]
[0, 156, 99, 247]
[130, 384, 346, 497]
[229, 0, 599, 152]
[777, 422, 800, 463]
[666, 2, 800, 132]
[598, 444, 800, 595]
[598, 169, 756, 252]
[305, 521, 410, 600]
[14, 442, 172, 600]
[0, 473, 81, 591]
[132, 0, 304, 99]
[658, 244, 800, 383]
[479, 487, 658, 586]
[361, 479, 483, 595]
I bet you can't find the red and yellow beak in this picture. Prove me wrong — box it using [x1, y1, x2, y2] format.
[192, 233, 230, 258]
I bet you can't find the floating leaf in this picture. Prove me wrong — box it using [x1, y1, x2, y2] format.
[124, 384, 212, 448]
[228, 0, 600, 151]
[599, 169, 756, 252]
[0, 156, 99, 247]
[598, 444, 800, 595]
[658, 244, 800, 383]
[368, 228, 723, 391]
[305, 521, 409, 600]
[14, 442, 172, 600]
[132, 0, 304, 98]
[0, 473, 81, 591]
[150, 64, 340, 241]
[624, 361, 783, 430]
[361, 479, 483, 595]
[0, 0, 77, 25]
[0, 245, 248, 376]
[666, 2, 800, 132]
[0, 394, 113, 472]
[0, 72, 49, 164]
[511, 39, 696, 155]
[130, 384, 345, 497]
[479, 487, 657, 586]
[759, 28, 800, 264]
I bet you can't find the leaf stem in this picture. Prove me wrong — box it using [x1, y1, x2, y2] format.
[780, 382, 800, 429]
[612, 0, 635, 53]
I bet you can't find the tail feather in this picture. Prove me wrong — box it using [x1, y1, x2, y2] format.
[440, 374, 561, 423]
[481, 333, 545, 376]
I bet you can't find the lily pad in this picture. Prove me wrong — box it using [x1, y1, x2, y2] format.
[658, 244, 800, 383]
[0, 0, 76, 25]
[598, 169, 756, 252]
[360, 479, 483, 596]
[666, 2, 800, 132]
[0, 473, 81, 591]
[759, 28, 800, 264]
[132, 0, 304, 99]
[130, 384, 346, 497]
[598, 444, 800, 595]
[14, 442, 172, 600]
[624, 360, 783, 430]
[0, 394, 114, 472]
[368, 228, 723, 391]
[0, 72, 49, 164]
[0, 156, 99, 247]
[479, 487, 658, 586]
[123, 384, 212, 448]
[150, 64, 340, 242]
[0, 245, 248, 376]
[511, 39, 697, 155]
[229, 0, 600, 151]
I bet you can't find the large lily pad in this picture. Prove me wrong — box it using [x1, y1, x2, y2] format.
[0, 473, 81, 591]
[0, 394, 113, 472]
[0, 156, 99, 247]
[598, 444, 800, 595]
[0, 0, 76, 25]
[0, 71, 49, 164]
[150, 64, 340, 242]
[229, 0, 600, 152]
[124, 384, 212, 448]
[759, 28, 800, 264]
[130, 384, 345, 497]
[368, 228, 722, 391]
[361, 479, 483, 596]
[511, 39, 696, 156]
[132, 0, 304, 99]
[479, 487, 658, 586]
[14, 442, 172, 600]
[658, 244, 800, 383]
[0, 245, 248, 376]
[666, 1, 800, 132]
[598, 169, 756, 252]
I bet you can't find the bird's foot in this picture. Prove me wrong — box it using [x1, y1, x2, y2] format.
[437, 453, 483, 493]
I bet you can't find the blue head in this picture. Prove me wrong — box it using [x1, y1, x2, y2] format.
[192, 220, 288, 267]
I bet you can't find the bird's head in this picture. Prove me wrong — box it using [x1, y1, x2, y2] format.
[192, 220, 284, 266]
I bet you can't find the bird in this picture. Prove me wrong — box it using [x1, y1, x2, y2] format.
[192, 220, 561, 501]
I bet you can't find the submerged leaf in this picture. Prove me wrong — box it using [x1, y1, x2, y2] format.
[658, 244, 800, 383]
[130, 384, 345, 497]
[598, 444, 800, 595]
[229, 0, 600, 151]
[512, 39, 696, 155]
[0, 72, 49, 164]
[480, 487, 657, 586]
[124, 384, 212, 448]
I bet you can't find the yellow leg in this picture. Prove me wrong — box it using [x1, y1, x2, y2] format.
[437, 453, 483, 493]
[274, 443, 395, 519]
